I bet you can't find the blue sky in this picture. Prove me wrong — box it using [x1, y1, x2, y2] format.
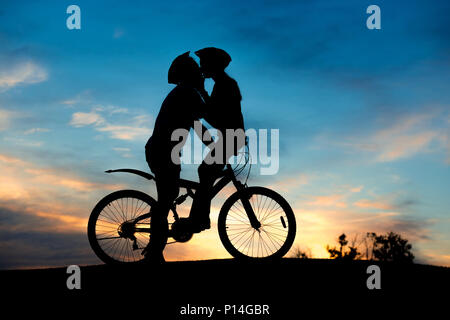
[0, 0, 449, 268]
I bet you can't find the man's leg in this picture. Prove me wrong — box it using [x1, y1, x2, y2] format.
[145, 167, 180, 262]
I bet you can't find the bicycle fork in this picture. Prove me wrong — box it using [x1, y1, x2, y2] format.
[233, 179, 261, 230]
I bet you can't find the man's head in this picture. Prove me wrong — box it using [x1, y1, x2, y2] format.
[168, 52, 203, 87]
[195, 47, 231, 78]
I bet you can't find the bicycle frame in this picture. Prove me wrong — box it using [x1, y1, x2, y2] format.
[105, 164, 241, 196]
[105, 163, 260, 234]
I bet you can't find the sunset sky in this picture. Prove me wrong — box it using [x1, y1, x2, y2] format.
[0, 0, 449, 269]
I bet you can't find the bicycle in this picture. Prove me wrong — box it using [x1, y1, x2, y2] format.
[88, 153, 296, 264]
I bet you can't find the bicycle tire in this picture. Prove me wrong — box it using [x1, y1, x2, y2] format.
[218, 186, 296, 260]
[88, 189, 156, 264]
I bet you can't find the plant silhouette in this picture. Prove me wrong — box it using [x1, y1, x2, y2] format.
[371, 232, 415, 263]
[326, 232, 415, 263]
[327, 234, 361, 261]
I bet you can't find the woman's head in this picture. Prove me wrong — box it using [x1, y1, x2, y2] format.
[168, 52, 203, 87]
[195, 47, 231, 78]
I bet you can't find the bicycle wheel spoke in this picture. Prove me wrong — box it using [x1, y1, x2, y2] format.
[116, 198, 126, 221]
[262, 215, 285, 227]
[262, 228, 284, 247]
[96, 229, 117, 236]
[227, 213, 250, 225]
[231, 202, 248, 219]
[260, 199, 276, 223]
[97, 236, 122, 241]
[110, 200, 125, 223]
[261, 208, 284, 224]
[262, 224, 289, 233]
[102, 205, 121, 224]
[132, 200, 145, 220]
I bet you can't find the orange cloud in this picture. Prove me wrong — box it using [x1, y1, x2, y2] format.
[306, 194, 347, 208]
[268, 173, 309, 192]
[353, 199, 394, 210]
[0, 152, 124, 233]
[34, 210, 87, 232]
[337, 110, 448, 163]
[350, 185, 364, 193]
[24, 168, 121, 192]
[0, 153, 26, 165]
[375, 131, 438, 162]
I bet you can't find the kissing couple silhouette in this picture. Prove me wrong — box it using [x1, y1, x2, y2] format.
[143, 48, 245, 263]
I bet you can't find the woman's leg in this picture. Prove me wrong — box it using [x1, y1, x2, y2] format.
[188, 161, 224, 231]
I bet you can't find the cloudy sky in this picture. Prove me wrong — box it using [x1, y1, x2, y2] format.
[0, 0, 449, 268]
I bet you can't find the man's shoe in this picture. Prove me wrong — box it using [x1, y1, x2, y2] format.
[187, 217, 210, 233]
[141, 246, 166, 264]
[141, 252, 166, 264]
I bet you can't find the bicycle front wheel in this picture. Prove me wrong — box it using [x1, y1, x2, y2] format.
[218, 187, 296, 260]
[88, 190, 156, 264]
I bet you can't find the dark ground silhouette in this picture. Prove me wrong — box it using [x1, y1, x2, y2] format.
[2, 258, 448, 317]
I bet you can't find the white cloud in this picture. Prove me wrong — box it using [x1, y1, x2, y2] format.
[3, 137, 43, 147]
[339, 110, 449, 163]
[24, 128, 51, 135]
[113, 147, 133, 158]
[113, 28, 125, 39]
[92, 104, 129, 115]
[69, 108, 152, 141]
[60, 90, 93, 107]
[112, 147, 130, 152]
[69, 111, 105, 127]
[0, 61, 47, 91]
[0, 109, 16, 131]
[370, 113, 439, 162]
[97, 124, 150, 140]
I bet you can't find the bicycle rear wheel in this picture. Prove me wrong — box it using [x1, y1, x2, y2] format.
[218, 187, 296, 260]
[88, 190, 155, 264]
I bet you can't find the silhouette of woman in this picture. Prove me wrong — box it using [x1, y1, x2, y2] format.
[187, 47, 246, 232]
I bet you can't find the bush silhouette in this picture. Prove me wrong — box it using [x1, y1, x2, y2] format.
[327, 233, 361, 261]
[372, 232, 414, 263]
[290, 246, 311, 259]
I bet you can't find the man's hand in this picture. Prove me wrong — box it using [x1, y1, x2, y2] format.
[193, 120, 214, 146]
[194, 75, 205, 92]
[198, 88, 209, 102]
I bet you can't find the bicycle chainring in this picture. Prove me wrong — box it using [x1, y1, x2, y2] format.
[170, 218, 193, 243]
